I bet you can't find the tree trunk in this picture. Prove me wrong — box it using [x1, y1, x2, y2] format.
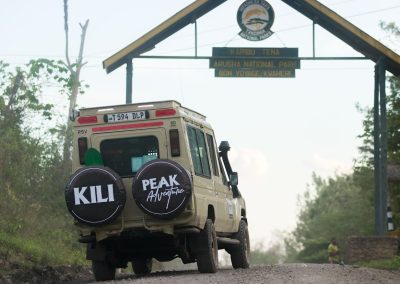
[62, 0, 89, 164]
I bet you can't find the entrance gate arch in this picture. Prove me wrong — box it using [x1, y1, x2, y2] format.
[102, 0, 400, 235]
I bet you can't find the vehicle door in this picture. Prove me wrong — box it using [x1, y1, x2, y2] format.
[186, 125, 222, 226]
[90, 127, 168, 222]
[205, 132, 235, 232]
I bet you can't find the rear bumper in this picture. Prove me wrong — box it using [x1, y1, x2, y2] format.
[75, 209, 197, 241]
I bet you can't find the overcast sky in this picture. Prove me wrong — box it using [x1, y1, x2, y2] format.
[2, 0, 400, 246]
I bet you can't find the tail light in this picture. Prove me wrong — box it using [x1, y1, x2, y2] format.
[78, 137, 88, 164]
[156, 109, 176, 117]
[77, 116, 98, 124]
[169, 129, 180, 157]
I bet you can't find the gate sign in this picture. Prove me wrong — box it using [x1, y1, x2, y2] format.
[215, 69, 295, 78]
[237, 0, 275, 41]
[210, 47, 300, 78]
[210, 58, 300, 69]
[212, 47, 298, 58]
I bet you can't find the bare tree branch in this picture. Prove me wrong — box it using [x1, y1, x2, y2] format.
[68, 19, 89, 117]
[62, 0, 89, 163]
[77, 20, 89, 67]
[63, 0, 72, 71]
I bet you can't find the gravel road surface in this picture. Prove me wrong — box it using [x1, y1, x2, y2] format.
[97, 264, 400, 284]
[2, 263, 400, 283]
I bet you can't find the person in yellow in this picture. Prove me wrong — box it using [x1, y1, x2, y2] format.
[328, 237, 339, 264]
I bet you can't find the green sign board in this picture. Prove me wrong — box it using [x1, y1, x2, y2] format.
[210, 47, 300, 78]
[212, 47, 298, 58]
[210, 58, 300, 69]
[215, 69, 295, 78]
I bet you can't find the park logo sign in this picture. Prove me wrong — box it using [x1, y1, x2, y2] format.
[237, 0, 275, 41]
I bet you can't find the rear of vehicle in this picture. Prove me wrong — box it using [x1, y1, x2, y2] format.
[65, 100, 249, 281]
[69, 101, 194, 232]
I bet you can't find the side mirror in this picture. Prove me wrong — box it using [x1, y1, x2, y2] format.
[70, 109, 80, 122]
[219, 141, 231, 153]
[229, 172, 238, 186]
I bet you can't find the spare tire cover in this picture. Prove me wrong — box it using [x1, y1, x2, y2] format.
[132, 159, 192, 219]
[65, 166, 126, 226]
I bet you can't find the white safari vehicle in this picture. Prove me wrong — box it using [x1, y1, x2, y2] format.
[65, 100, 250, 281]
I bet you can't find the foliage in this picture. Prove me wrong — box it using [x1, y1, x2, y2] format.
[356, 76, 400, 163]
[283, 234, 301, 263]
[286, 171, 375, 263]
[356, 256, 400, 270]
[250, 242, 285, 265]
[356, 22, 400, 228]
[0, 60, 85, 274]
[0, 60, 53, 127]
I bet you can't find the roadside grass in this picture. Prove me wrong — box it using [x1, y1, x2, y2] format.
[356, 256, 400, 270]
[0, 228, 86, 276]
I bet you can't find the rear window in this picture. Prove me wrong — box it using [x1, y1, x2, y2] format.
[100, 136, 159, 177]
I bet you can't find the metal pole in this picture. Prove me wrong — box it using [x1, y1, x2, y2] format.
[373, 63, 381, 235]
[379, 58, 388, 234]
[126, 59, 133, 104]
[195, 20, 198, 57]
[312, 22, 316, 58]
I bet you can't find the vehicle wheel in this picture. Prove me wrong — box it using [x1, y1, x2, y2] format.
[230, 220, 250, 269]
[92, 260, 116, 281]
[196, 219, 218, 273]
[131, 258, 152, 275]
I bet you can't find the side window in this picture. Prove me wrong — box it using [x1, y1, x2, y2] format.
[187, 126, 211, 178]
[206, 134, 219, 177]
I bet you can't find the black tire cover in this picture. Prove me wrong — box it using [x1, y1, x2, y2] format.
[65, 166, 126, 226]
[132, 159, 192, 219]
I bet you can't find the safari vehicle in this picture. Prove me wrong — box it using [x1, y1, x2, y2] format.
[65, 100, 250, 281]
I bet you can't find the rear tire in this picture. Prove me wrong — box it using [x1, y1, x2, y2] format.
[92, 260, 116, 281]
[230, 220, 250, 269]
[132, 258, 152, 275]
[196, 219, 218, 273]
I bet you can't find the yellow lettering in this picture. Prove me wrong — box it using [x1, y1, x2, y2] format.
[235, 49, 255, 56]
[262, 70, 293, 77]
[218, 69, 233, 77]
[213, 60, 241, 68]
[263, 49, 280, 56]
[278, 61, 297, 68]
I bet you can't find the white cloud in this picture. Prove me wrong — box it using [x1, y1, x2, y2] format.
[304, 154, 353, 177]
[229, 147, 270, 182]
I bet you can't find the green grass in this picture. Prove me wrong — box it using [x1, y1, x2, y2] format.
[0, 229, 86, 276]
[357, 256, 400, 270]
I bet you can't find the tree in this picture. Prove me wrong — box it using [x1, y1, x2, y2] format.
[62, 0, 89, 164]
[251, 242, 285, 265]
[357, 22, 400, 230]
[0, 60, 84, 266]
[287, 173, 374, 263]
[0, 59, 70, 194]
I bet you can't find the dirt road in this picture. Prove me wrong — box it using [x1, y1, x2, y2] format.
[99, 264, 400, 284]
[2, 263, 400, 283]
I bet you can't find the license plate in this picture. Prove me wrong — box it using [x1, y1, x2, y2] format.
[105, 110, 148, 123]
